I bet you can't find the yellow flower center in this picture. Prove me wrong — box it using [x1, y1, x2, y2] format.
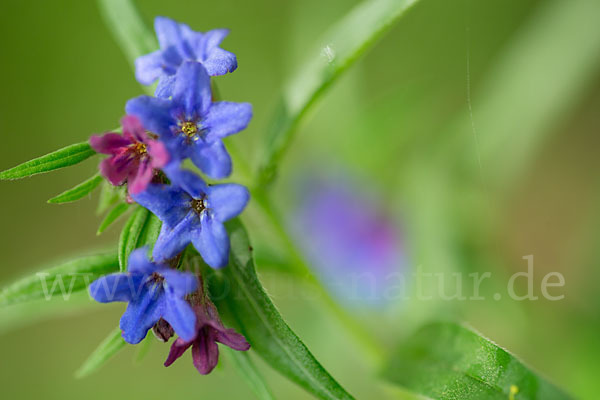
[181, 121, 198, 137]
[131, 142, 147, 156]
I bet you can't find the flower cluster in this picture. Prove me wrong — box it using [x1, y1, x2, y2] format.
[89, 17, 250, 374]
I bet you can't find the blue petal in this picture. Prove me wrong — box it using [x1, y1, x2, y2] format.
[131, 184, 190, 227]
[135, 50, 165, 85]
[125, 96, 175, 137]
[204, 102, 252, 141]
[127, 247, 159, 274]
[207, 184, 249, 222]
[155, 16, 182, 48]
[203, 29, 229, 52]
[155, 75, 176, 99]
[163, 294, 197, 342]
[152, 212, 196, 261]
[188, 140, 232, 180]
[203, 47, 238, 76]
[162, 270, 198, 296]
[89, 273, 145, 303]
[192, 214, 230, 268]
[172, 62, 212, 118]
[165, 168, 209, 199]
[120, 284, 165, 344]
[154, 17, 194, 58]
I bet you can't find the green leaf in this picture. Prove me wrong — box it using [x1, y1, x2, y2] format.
[76, 327, 127, 378]
[256, 0, 419, 186]
[224, 348, 275, 400]
[47, 173, 103, 204]
[137, 212, 162, 251]
[118, 206, 150, 271]
[97, 202, 131, 235]
[96, 0, 157, 69]
[97, 0, 157, 95]
[0, 142, 96, 180]
[0, 291, 96, 335]
[0, 253, 118, 307]
[211, 219, 354, 400]
[382, 322, 571, 400]
[96, 181, 123, 215]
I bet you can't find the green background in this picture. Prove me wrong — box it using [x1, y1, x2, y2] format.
[1, 0, 599, 398]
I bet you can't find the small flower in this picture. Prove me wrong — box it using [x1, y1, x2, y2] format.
[294, 175, 405, 307]
[89, 115, 169, 194]
[135, 16, 237, 91]
[126, 62, 252, 179]
[89, 248, 198, 344]
[131, 169, 249, 268]
[164, 297, 249, 375]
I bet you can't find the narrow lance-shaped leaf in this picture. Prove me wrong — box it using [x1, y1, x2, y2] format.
[211, 219, 355, 400]
[0, 291, 97, 336]
[224, 348, 275, 400]
[382, 322, 571, 400]
[0, 253, 119, 307]
[118, 206, 150, 271]
[97, 202, 131, 235]
[0, 142, 96, 180]
[256, 0, 419, 186]
[76, 327, 127, 378]
[96, 181, 123, 215]
[47, 173, 103, 204]
[137, 212, 162, 251]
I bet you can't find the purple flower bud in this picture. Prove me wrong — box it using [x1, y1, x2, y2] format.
[164, 296, 249, 375]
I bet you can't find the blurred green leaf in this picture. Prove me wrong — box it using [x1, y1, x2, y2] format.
[97, 202, 132, 235]
[224, 348, 275, 400]
[0, 142, 96, 180]
[133, 333, 154, 364]
[256, 0, 419, 186]
[212, 219, 355, 400]
[0, 291, 97, 335]
[97, 0, 157, 70]
[47, 173, 103, 204]
[76, 327, 127, 378]
[0, 253, 118, 307]
[97, 0, 157, 95]
[451, 0, 600, 189]
[118, 206, 150, 271]
[382, 322, 571, 400]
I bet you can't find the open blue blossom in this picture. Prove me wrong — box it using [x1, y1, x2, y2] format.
[126, 62, 252, 179]
[135, 16, 237, 91]
[131, 170, 249, 268]
[89, 248, 198, 344]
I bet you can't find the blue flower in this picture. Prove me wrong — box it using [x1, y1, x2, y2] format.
[135, 16, 237, 90]
[89, 248, 198, 344]
[126, 62, 252, 179]
[131, 169, 249, 268]
[293, 175, 405, 308]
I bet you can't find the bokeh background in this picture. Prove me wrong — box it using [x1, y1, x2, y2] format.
[1, 0, 599, 398]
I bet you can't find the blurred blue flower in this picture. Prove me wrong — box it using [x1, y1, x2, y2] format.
[126, 62, 252, 179]
[135, 16, 237, 91]
[131, 170, 249, 268]
[294, 177, 404, 307]
[89, 248, 198, 344]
